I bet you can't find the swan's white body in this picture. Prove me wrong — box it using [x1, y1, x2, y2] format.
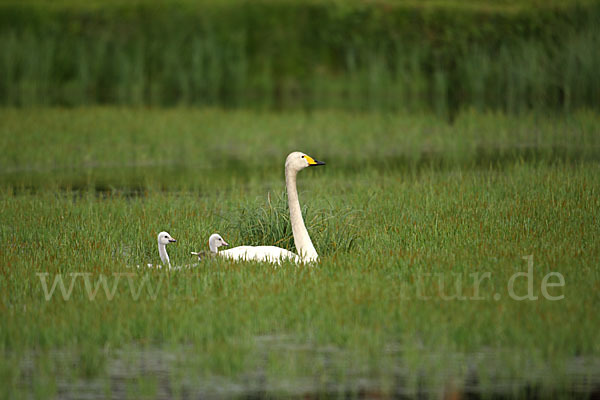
[219, 245, 300, 263]
[208, 152, 324, 264]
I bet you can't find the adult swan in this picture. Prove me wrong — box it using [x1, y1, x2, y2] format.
[219, 151, 325, 263]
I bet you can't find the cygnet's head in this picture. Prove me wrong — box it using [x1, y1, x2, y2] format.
[285, 151, 326, 173]
[157, 231, 177, 245]
[208, 233, 229, 253]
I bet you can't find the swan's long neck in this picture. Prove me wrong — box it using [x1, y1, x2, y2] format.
[158, 243, 171, 267]
[286, 166, 318, 262]
[209, 240, 218, 254]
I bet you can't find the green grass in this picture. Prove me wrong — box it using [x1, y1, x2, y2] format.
[0, 108, 599, 398]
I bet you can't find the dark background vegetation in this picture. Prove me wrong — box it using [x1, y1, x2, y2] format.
[1, 0, 599, 115]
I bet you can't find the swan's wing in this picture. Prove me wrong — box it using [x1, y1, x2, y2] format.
[253, 246, 300, 263]
[218, 246, 255, 260]
[219, 246, 299, 264]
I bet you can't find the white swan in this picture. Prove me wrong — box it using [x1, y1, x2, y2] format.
[130, 231, 177, 270]
[215, 151, 325, 263]
[154, 231, 177, 268]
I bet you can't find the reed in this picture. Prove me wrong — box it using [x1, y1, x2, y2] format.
[1, 1, 599, 113]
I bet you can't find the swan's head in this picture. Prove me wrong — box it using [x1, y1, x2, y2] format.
[285, 151, 325, 173]
[208, 233, 229, 253]
[157, 231, 177, 245]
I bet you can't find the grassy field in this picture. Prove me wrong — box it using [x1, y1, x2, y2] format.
[1, 108, 599, 398]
